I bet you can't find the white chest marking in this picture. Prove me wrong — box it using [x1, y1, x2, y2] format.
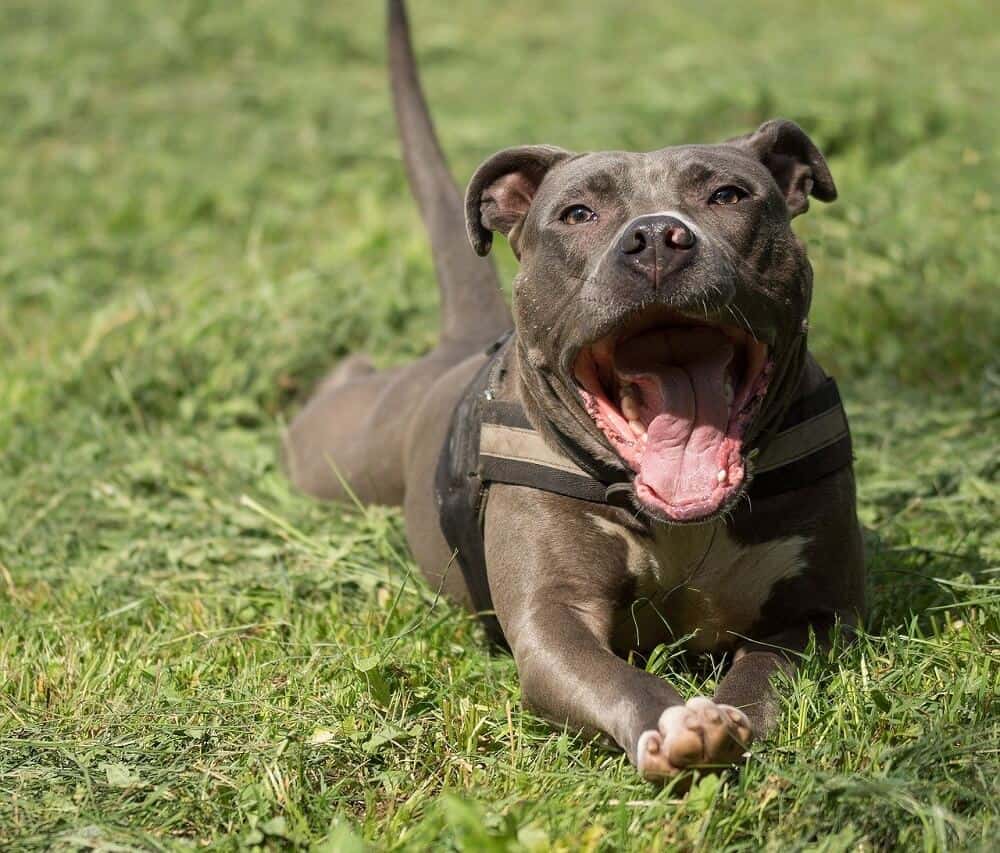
[589, 514, 808, 650]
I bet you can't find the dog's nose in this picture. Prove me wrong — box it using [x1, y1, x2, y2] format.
[619, 214, 696, 256]
[617, 215, 696, 285]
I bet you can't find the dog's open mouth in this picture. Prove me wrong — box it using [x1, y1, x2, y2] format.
[573, 311, 772, 522]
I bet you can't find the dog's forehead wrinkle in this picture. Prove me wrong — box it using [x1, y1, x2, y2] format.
[545, 149, 744, 213]
[547, 143, 759, 200]
[550, 172, 627, 207]
[551, 151, 648, 187]
[655, 144, 762, 186]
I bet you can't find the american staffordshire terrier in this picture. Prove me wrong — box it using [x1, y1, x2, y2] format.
[284, 0, 865, 781]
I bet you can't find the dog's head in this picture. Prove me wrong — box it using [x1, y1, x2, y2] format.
[465, 120, 836, 524]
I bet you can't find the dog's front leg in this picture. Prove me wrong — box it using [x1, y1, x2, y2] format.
[507, 603, 753, 780]
[713, 617, 851, 739]
[485, 489, 753, 781]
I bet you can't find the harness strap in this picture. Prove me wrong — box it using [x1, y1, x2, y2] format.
[749, 378, 853, 497]
[478, 401, 611, 503]
[433, 336, 511, 648]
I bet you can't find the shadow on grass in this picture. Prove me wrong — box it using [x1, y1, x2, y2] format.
[865, 530, 995, 634]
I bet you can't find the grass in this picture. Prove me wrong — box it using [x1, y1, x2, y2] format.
[0, 0, 997, 849]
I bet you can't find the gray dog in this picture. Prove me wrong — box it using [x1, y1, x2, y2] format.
[284, 0, 865, 781]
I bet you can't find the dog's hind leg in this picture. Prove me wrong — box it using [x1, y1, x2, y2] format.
[318, 353, 375, 391]
[282, 362, 405, 505]
[283, 346, 478, 506]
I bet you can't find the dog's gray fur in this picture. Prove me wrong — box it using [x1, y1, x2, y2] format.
[283, 0, 865, 780]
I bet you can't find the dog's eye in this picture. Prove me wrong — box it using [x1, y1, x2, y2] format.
[708, 186, 748, 206]
[560, 204, 597, 225]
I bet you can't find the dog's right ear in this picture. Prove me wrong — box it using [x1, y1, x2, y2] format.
[731, 120, 836, 218]
[465, 145, 572, 257]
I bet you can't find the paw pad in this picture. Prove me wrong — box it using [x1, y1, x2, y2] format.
[637, 696, 753, 781]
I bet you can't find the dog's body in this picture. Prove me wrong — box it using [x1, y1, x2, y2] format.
[284, 0, 865, 780]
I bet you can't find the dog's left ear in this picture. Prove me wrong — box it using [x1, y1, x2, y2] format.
[733, 119, 836, 217]
[465, 145, 572, 257]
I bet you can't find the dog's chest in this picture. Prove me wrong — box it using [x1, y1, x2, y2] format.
[591, 515, 808, 653]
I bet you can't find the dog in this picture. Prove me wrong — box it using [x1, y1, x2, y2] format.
[283, 0, 865, 781]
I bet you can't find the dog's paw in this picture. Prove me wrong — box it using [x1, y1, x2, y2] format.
[636, 696, 753, 782]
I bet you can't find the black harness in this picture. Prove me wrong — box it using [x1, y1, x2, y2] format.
[434, 333, 853, 647]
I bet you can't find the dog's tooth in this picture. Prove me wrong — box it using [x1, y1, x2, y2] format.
[620, 386, 641, 421]
[629, 419, 646, 438]
[717, 469, 727, 483]
[622, 398, 641, 421]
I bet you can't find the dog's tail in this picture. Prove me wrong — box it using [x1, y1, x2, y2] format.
[387, 0, 511, 345]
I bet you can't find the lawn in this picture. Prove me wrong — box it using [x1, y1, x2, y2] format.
[0, 0, 997, 849]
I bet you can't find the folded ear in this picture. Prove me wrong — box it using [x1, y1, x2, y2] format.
[734, 119, 836, 217]
[465, 145, 572, 256]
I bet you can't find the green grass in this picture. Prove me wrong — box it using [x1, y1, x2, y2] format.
[1, 0, 997, 849]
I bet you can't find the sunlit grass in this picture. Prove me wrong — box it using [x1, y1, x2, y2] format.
[0, 0, 996, 849]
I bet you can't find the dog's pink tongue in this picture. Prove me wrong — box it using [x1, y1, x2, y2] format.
[617, 328, 733, 513]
